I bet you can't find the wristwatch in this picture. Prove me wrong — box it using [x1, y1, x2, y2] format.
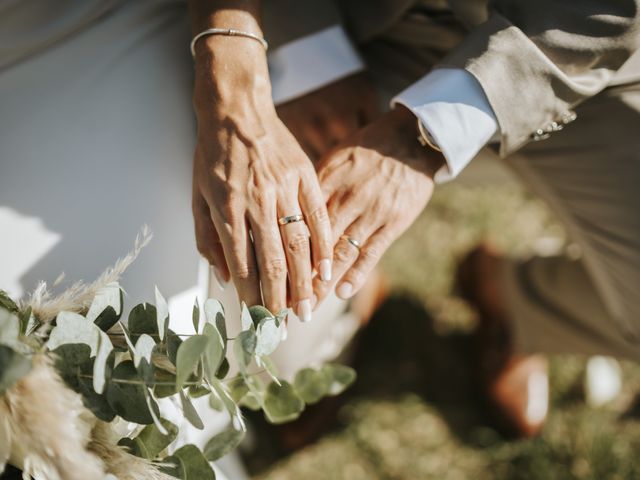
[416, 118, 442, 152]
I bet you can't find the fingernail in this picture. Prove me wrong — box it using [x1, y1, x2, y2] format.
[319, 259, 332, 282]
[212, 267, 226, 291]
[280, 321, 288, 341]
[336, 282, 353, 299]
[296, 299, 312, 323]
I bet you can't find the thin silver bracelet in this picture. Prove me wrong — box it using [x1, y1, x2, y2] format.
[190, 28, 268, 57]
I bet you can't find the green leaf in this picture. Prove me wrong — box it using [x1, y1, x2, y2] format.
[128, 303, 158, 344]
[321, 363, 357, 395]
[258, 355, 280, 386]
[176, 335, 209, 388]
[162, 444, 216, 480]
[106, 361, 158, 424]
[227, 375, 249, 403]
[192, 298, 200, 334]
[0, 291, 18, 313]
[133, 333, 155, 375]
[203, 428, 245, 462]
[201, 323, 223, 383]
[248, 305, 273, 327]
[188, 384, 210, 398]
[47, 311, 113, 394]
[166, 329, 182, 366]
[203, 299, 226, 345]
[210, 380, 245, 431]
[234, 330, 256, 373]
[154, 369, 178, 398]
[0, 308, 21, 350]
[208, 391, 224, 411]
[118, 437, 149, 459]
[293, 368, 330, 405]
[215, 358, 229, 380]
[86, 282, 122, 332]
[179, 390, 204, 430]
[0, 345, 31, 394]
[155, 287, 170, 341]
[263, 381, 304, 424]
[135, 418, 178, 458]
[255, 317, 280, 356]
[240, 303, 253, 331]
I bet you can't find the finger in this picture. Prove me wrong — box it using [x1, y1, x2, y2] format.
[313, 218, 376, 305]
[336, 227, 392, 299]
[300, 173, 333, 284]
[248, 204, 288, 315]
[213, 208, 262, 308]
[193, 185, 229, 280]
[278, 197, 313, 322]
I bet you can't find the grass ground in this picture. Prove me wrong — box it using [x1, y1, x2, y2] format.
[246, 179, 640, 480]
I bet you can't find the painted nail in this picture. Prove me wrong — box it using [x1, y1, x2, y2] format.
[296, 299, 312, 323]
[336, 282, 353, 299]
[319, 259, 332, 282]
[212, 267, 226, 291]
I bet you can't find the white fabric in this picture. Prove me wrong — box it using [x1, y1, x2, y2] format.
[393, 68, 499, 183]
[269, 25, 364, 105]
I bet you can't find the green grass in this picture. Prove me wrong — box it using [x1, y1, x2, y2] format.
[250, 182, 640, 480]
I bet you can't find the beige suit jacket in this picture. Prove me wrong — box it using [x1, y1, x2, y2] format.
[265, 0, 640, 157]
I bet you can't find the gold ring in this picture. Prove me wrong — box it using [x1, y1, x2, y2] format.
[278, 214, 304, 226]
[340, 234, 362, 251]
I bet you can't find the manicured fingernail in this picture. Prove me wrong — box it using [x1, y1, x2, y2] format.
[336, 282, 353, 299]
[319, 259, 332, 282]
[296, 299, 312, 323]
[212, 267, 226, 291]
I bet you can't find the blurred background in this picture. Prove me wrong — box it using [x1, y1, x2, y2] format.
[239, 154, 640, 480]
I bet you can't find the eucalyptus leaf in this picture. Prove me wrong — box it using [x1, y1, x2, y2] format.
[203, 299, 226, 345]
[118, 437, 149, 459]
[215, 358, 229, 380]
[155, 287, 169, 341]
[248, 305, 273, 327]
[86, 282, 122, 331]
[240, 302, 253, 331]
[166, 329, 182, 366]
[201, 323, 223, 383]
[128, 303, 158, 344]
[0, 309, 20, 350]
[93, 330, 113, 394]
[293, 367, 330, 405]
[208, 391, 224, 412]
[234, 330, 256, 373]
[47, 311, 100, 354]
[135, 419, 178, 458]
[259, 355, 281, 386]
[255, 317, 280, 356]
[0, 345, 31, 394]
[211, 380, 245, 431]
[106, 360, 157, 424]
[176, 335, 208, 388]
[263, 381, 304, 424]
[203, 428, 245, 462]
[163, 444, 216, 480]
[188, 384, 210, 398]
[227, 375, 249, 403]
[0, 290, 18, 313]
[179, 390, 204, 430]
[145, 387, 168, 435]
[192, 298, 200, 334]
[154, 369, 178, 398]
[321, 363, 357, 395]
[133, 334, 155, 368]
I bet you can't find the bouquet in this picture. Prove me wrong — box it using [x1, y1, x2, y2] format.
[0, 229, 355, 479]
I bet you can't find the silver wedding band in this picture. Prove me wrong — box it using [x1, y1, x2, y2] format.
[341, 234, 362, 251]
[278, 214, 304, 226]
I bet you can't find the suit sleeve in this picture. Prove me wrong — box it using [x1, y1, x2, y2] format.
[440, 0, 640, 156]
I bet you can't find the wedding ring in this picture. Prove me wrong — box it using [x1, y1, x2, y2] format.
[278, 214, 304, 226]
[340, 234, 362, 251]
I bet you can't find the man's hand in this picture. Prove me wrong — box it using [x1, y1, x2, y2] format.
[312, 107, 445, 304]
[276, 73, 379, 160]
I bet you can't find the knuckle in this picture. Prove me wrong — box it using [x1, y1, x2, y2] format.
[263, 257, 287, 280]
[334, 244, 354, 264]
[235, 263, 259, 281]
[287, 232, 310, 254]
[360, 245, 381, 264]
[307, 205, 329, 226]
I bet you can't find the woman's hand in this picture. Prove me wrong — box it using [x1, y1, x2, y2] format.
[192, 34, 332, 321]
[312, 107, 445, 304]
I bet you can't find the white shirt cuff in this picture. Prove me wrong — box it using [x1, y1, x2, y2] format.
[268, 25, 364, 105]
[392, 68, 499, 183]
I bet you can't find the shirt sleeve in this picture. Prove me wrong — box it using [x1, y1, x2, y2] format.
[268, 25, 364, 106]
[392, 68, 500, 183]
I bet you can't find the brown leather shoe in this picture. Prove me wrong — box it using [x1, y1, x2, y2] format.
[457, 245, 548, 439]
